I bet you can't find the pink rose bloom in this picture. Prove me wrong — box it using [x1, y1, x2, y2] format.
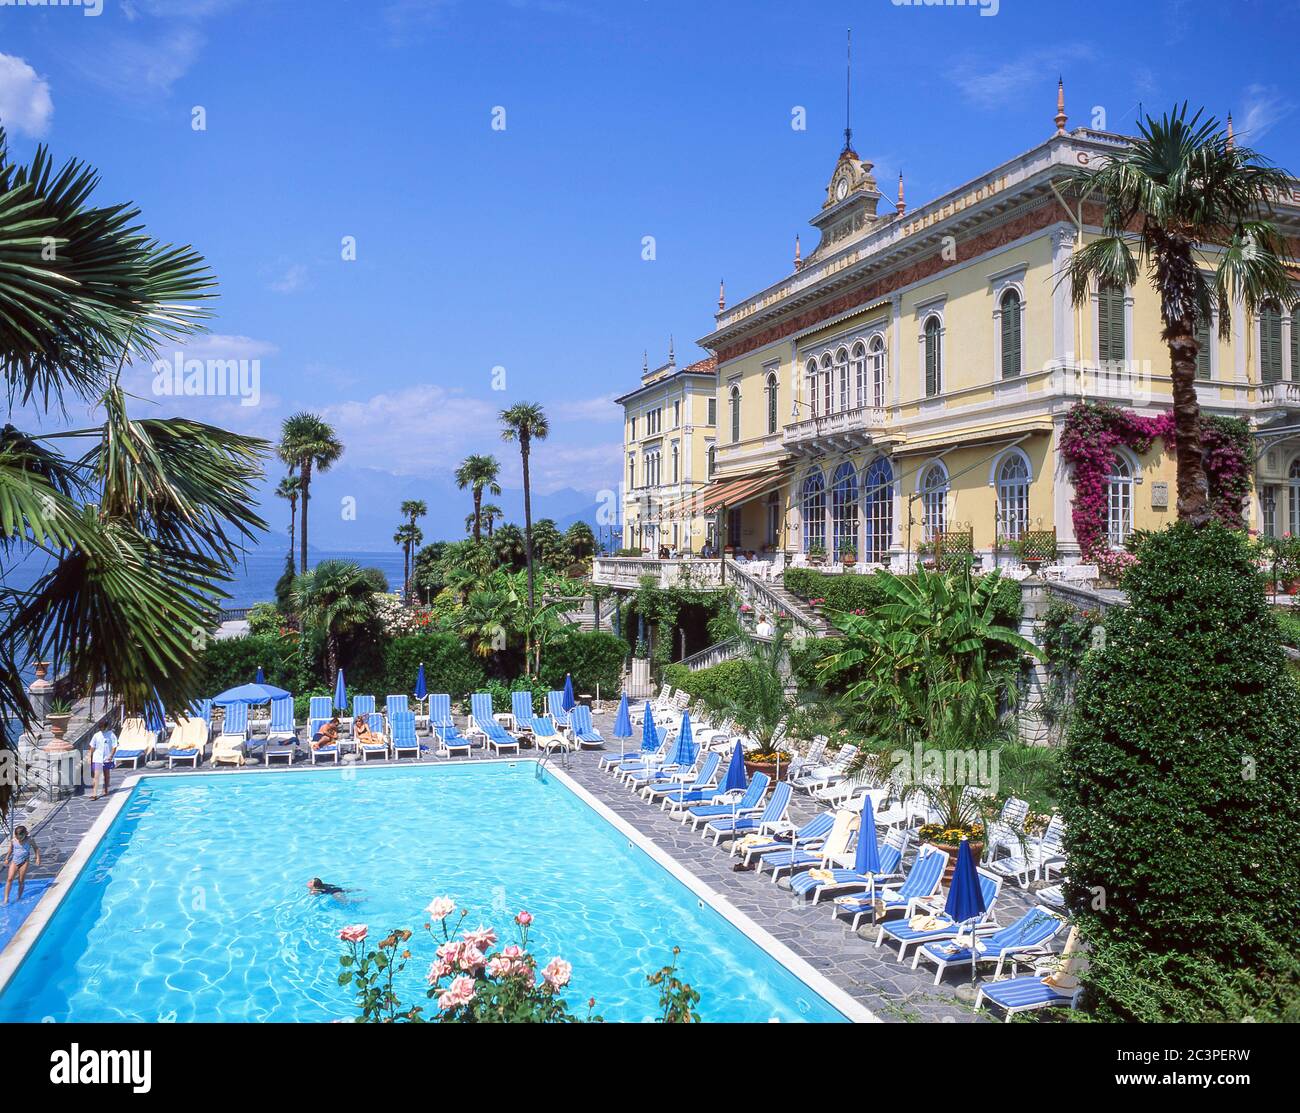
[426, 896, 456, 921]
[502, 944, 523, 960]
[486, 956, 512, 979]
[515, 911, 533, 926]
[437, 940, 462, 962]
[437, 975, 477, 1011]
[463, 925, 498, 950]
[541, 957, 572, 989]
[338, 924, 368, 943]
[426, 959, 452, 984]
[459, 947, 486, 972]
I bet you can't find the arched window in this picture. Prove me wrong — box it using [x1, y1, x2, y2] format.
[765, 490, 781, 547]
[831, 462, 858, 559]
[729, 384, 741, 443]
[836, 348, 850, 413]
[671, 442, 679, 484]
[996, 451, 1031, 541]
[863, 456, 893, 563]
[805, 359, 819, 417]
[1098, 282, 1127, 366]
[851, 342, 867, 408]
[924, 315, 942, 397]
[802, 469, 826, 554]
[1289, 458, 1300, 536]
[869, 336, 886, 408]
[1106, 454, 1134, 546]
[707, 445, 716, 477]
[1261, 302, 1284, 383]
[920, 462, 948, 541]
[1000, 288, 1022, 379]
[765, 373, 779, 435]
[820, 354, 833, 416]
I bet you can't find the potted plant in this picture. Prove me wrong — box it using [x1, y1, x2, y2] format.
[722, 621, 798, 780]
[807, 544, 826, 566]
[44, 697, 74, 750]
[840, 546, 857, 568]
[744, 743, 794, 782]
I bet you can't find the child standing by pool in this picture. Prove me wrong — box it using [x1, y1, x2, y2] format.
[3, 826, 41, 905]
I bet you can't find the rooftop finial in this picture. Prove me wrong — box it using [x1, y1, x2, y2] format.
[1226, 111, 1235, 151]
[668, 335, 675, 365]
[1055, 77, 1068, 135]
[718, 278, 726, 311]
[842, 28, 854, 154]
[794, 234, 802, 271]
[642, 350, 648, 374]
[896, 170, 905, 216]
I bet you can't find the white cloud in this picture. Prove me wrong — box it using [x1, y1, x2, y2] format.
[528, 440, 622, 495]
[181, 334, 281, 360]
[1238, 84, 1293, 144]
[949, 45, 1095, 109]
[550, 393, 619, 421]
[0, 54, 53, 138]
[269, 264, 309, 295]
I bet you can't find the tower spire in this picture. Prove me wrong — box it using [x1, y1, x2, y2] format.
[794, 234, 802, 271]
[842, 28, 854, 154]
[1226, 111, 1235, 151]
[718, 278, 726, 311]
[668, 335, 675, 366]
[896, 171, 906, 215]
[1054, 77, 1068, 135]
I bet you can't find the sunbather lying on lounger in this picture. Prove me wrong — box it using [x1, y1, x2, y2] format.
[314, 715, 341, 750]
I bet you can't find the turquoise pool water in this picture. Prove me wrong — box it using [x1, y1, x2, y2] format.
[0, 763, 851, 1022]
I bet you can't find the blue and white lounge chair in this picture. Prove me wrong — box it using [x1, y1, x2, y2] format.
[874, 870, 1003, 959]
[703, 781, 793, 845]
[743, 810, 836, 870]
[511, 691, 538, 735]
[436, 722, 473, 758]
[985, 814, 1068, 888]
[791, 825, 911, 902]
[351, 695, 377, 737]
[263, 695, 298, 765]
[684, 773, 769, 830]
[428, 694, 454, 733]
[113, 717, 157, 770]
[355, 711, 388, 761]
[470, 693, 518, 754]
[813, 840, 942, 919]
[531, 716, 565, 754]
[386, 694, 409, 719]
[645, 752, 719, 803]
[546, 691, 572, 730]
[569, 704, 604, 749]
[307, 696, 333, 740]
[616, 737, 674, 783]
[189, 698, 213, 730]
[166, 715, 208, 769]
[212, 702, 249, 767]
[974, 926, 1083, 1020]
[914, 907, 1067, 985]
[390, 711, 423, 760]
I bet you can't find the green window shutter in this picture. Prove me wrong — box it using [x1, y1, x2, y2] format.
[1292, 306, 1300, 381]
[1261, 305, 1283, 383]
[1098, 284, 1126, 364]
[1001, 292, 1021, 378]
[1194, 317, 1212, 380]
[924, 319, 940, 396]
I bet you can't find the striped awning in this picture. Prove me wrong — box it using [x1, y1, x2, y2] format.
[661, 466, 789, 519]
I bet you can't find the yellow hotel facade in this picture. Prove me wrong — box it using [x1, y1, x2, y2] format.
[621, 89, 1300, 569]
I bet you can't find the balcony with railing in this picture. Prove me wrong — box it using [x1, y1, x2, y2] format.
[781, 404, 886, 455]
[592, 557, 724, 590]
[1260, 381, 1300, 408]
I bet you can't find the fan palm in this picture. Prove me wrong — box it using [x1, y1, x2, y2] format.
[393, 522, 424, 598]
[293, 559, 377, 681]
[0, 128, 265, 818]
[499, 404, 549, 617]
[1063, 104, 1295, 524]
[275, 474, 301, 547]
[480, 503, 503, 538]
[277, 413, 342, 573]
[455, 454, 501, 543]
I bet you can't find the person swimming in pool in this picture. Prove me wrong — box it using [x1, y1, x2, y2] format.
[306, 877, 362, 903]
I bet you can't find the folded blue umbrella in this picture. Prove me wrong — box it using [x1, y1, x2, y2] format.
[333, 669, 347, 711]
[722, 741, 748, 793]
[612, 693, 632, 739]
[254, 665, 265, 684]
[667, 711, 696, 767]
[144, 690, 167, 736]
[414, 663, 427, 700]
[562, 673, 576, 712]
[640, 706, 659, 753]
[854, 793, 882, 875]
[944, 837, 986, 925]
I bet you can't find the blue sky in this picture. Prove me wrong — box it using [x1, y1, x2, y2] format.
[2, 0, 1297, 549]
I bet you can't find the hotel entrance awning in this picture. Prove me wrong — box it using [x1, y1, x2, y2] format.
[661, 466, 789, 519]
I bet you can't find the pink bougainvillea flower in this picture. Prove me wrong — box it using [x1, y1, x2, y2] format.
[338, 924, 368, 943]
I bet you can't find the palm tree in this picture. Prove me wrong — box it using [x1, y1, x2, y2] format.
[480, 503, 503, 537]
[455, 454, 501, 542]
[293, 560, 378, 681]
[275, 474, 301, 548]
[0, 128, 264, 818]
[397, 499, 427, 596]
[1064, 105, 1294, 524]
[499, 404, 549, 613]
[277, 413, 343, 573]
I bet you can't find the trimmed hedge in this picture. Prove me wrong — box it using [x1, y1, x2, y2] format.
[783, 568, 1021, 629]
[663, 659, 764, 715]
[1060, 523, 1300, 1020]
[539, 630, 626, 699]
[381, 633, 487, 703]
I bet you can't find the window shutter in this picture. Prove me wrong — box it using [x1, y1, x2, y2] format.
[925, 320, 940, 396]
[1194, 316, 1212, 380]
[1098, 285, 1126, 364]
[1261, 305, 1283, 383]
[1001, 293, 1021, 378]
[1292, 306, 1300, 381]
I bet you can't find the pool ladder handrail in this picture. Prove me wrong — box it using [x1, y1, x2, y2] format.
[535, 736, 571, 778]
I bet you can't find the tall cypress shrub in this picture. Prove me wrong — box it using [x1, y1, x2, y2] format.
[1060, 523, 1300, 1020]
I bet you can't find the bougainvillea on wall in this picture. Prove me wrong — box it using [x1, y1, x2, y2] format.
[1060, 402, 1253, 560]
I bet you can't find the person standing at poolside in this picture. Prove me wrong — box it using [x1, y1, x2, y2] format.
[3, 826, 41, 905]
[88, 721, 118, 800]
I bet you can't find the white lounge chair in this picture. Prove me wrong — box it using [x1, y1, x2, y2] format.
[166, 716, 208, 769]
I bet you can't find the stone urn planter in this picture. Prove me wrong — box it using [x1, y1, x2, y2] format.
[744, 754, 793, 782]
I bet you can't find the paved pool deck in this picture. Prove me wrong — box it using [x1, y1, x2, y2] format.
[11, 707, 1056, 1023]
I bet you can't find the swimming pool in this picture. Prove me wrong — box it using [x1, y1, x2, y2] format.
[0, 762, 865, 1022]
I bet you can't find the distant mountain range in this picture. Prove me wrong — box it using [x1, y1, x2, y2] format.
[250, 464, 615, 554]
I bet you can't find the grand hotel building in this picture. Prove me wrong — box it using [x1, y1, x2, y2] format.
[619, 87, 1300, 567]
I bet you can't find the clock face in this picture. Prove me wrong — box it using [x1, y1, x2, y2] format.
[835, 176, 849, 200]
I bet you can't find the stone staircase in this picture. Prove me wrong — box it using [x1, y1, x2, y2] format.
[723, 559, 833, 639]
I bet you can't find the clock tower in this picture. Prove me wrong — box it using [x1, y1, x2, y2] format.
[807, 144, 883, 262]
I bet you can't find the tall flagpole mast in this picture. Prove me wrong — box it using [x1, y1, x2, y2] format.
[844, 28, 853, 152]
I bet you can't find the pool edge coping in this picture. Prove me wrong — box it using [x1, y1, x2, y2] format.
[0, 760, 879, 1023]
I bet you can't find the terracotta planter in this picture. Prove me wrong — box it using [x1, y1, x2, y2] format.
[928, 840, 985, 886]
[841, 555, 856, 568]
[34, 661, 50, 682]
[46, 713, 71, 740]
[745, 758, 792, 782]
